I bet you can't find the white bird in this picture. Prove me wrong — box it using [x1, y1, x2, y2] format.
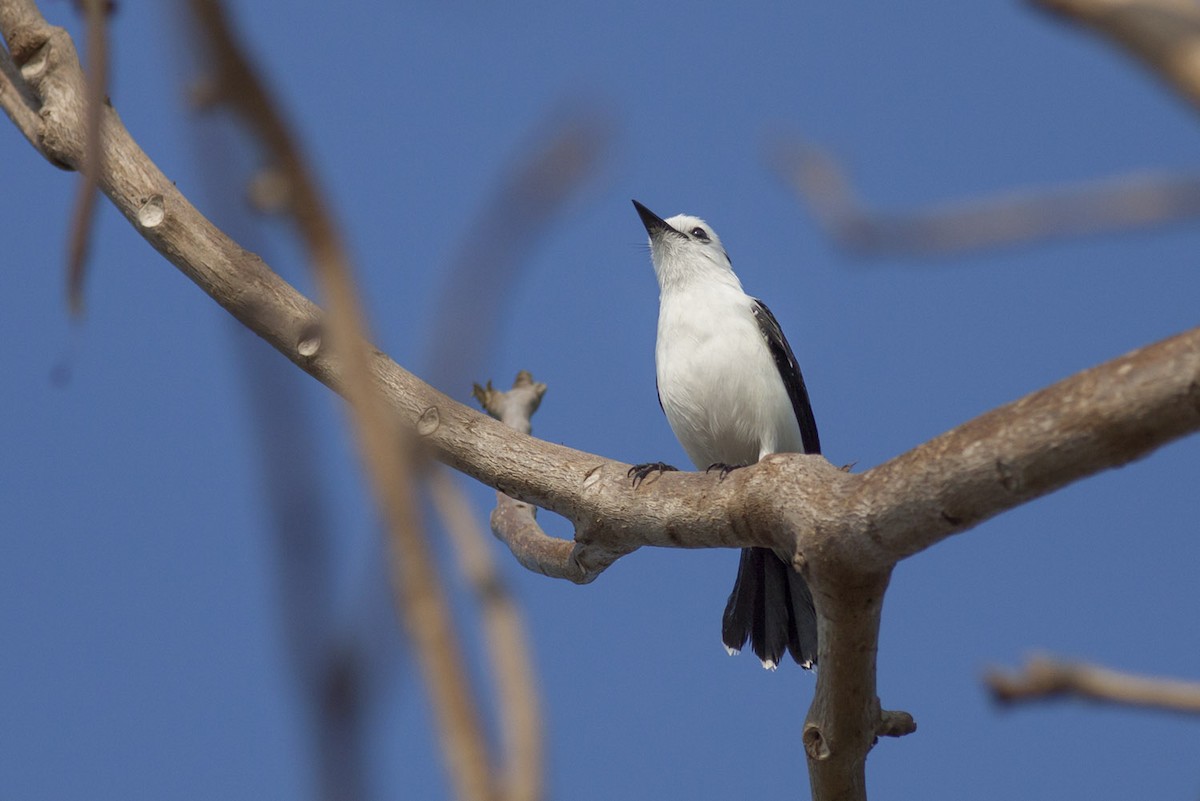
[630, 199, 820, 670]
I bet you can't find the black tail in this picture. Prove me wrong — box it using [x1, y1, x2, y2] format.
[721, 547, 817, 668]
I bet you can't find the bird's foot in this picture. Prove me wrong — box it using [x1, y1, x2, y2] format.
[628, 461, 678, 487]
[706, 463, 747, 481]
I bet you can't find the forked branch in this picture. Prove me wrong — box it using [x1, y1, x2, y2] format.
[4, 2, 1200, 800]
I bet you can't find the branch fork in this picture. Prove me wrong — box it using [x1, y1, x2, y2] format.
[5, 2, 1200, 798]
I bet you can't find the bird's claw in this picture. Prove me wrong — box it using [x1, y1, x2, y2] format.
[628, 461, 678, 487]
[705, 462, 746, 481]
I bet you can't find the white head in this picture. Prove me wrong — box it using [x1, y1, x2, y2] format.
[633, 200, 741, 293]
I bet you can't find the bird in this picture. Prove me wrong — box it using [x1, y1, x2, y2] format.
[630, 199, 820, 670]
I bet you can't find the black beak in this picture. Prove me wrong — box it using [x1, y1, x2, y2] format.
[632, 199, 682, 238]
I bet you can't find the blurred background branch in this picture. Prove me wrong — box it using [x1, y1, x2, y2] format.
[425, 110, 612, 398]
[63, 0, 109, 316]
[774, 1, 1200, 260]
[184, 2, 510, 799]
[172, 5, 370, 797]
[430, 467, 543, 801]
[774, 140, 1200, 258]
[1032, 0, 1200, 112]
[987, 654, 1200, 715]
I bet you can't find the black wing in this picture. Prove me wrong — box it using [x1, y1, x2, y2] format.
[751, 299, 820, 455]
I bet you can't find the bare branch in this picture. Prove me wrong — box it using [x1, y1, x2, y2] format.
[766, 0, 1200, 261]
[474, 373, 625, 583]
[853, 325, 1200, 571]
[474, 372, 545, 437]
[2, 7, 89, 171]
[63, 0, 108, 316]
[877, 710, 917, 739]
[12, 0, 1193, 574]
[773, 140, 1200, 257]
[172, 19, 371, 798]
[0, 28, 40, 139]
[184, 2, 495, 799]
[1033, 0, 1200, 113]
[803, 568, 893, 800]
[430, 469, 544, 801]
[987, 654, 1200, 715]
[5, 4, 1200, 798]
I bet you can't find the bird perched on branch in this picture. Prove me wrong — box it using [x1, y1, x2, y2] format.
[630, 199, 820, 670]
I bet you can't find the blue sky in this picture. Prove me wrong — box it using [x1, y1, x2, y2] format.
[3, 1, 1199, 799]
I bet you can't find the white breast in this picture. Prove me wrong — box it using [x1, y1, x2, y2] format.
[655, 283, 804, 469]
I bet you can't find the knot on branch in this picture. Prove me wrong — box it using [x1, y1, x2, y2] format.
[876, 709, 916, 739]
[801, 722, 831, 761]
[7, 22, 51, 72]
[803, 708, 916, 762]
[6, 18, 86, 170]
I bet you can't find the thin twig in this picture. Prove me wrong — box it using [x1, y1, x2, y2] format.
[987, 654, 1200, 715]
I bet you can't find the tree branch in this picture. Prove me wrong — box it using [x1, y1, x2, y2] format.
[1032, 0, 1200, 113]
[987, 654, 1200, 715]
[183, 2, 495, 798]
[63, 0, 108, 316]
[430, 467, 545, 801]
[0, 27, 39, 140]
[773, 139, 1200, 257]
[473, 373, 627, 583]
[851, 325, 1200, 571]
[426, 116, 611, 395]
[5, 3, 1200, 799]
[8, 0, 1194, 576]
[776, 0, 1200, 259]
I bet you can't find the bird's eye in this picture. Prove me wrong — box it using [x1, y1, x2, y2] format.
[690, 227, 709, 240]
